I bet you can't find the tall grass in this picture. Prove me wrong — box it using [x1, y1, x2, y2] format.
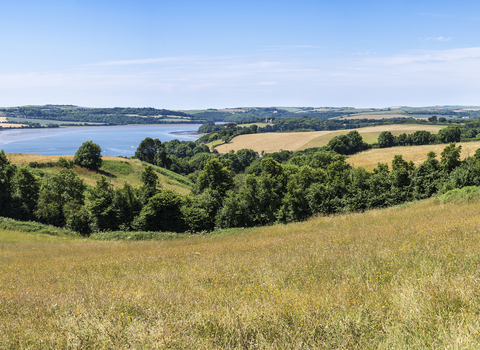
[2, 198, 480, 348]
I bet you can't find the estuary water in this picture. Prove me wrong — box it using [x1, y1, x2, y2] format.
[0, 124, 201, 157]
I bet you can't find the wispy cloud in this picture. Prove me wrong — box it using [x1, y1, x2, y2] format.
[384, 47, 480, 65]
[90, 56, 204, 67]
[259, 45, 322, 50]
[422, 36, 451, 42]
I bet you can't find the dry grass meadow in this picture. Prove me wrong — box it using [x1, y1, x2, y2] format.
[2, 198, 480, 348]
[348, 141, 480, 171]
[215, 125, 445, 154]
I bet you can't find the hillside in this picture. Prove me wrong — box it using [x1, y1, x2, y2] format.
[214, 124, 445, 154]
[6, 153, 193, 195]
[2, 194, 480, 347]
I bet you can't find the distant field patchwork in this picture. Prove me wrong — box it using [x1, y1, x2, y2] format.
[1, 116, 27, 127]
[215, 124, 445, 154]
[341, 113, 427, 120]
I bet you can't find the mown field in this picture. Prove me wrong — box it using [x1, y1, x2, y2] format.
[348, 141, 480, 171]
[5, 153, 193, 195]
[215, 124, 445, 154]
[2, 195, 480, 348]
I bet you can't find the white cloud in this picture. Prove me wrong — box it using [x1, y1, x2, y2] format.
[422, 36, 451, 42]
[90, 56, 205, 67]
[259, 45, 322, 50]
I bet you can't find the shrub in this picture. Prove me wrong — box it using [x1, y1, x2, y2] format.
[439, 186, 480, 203]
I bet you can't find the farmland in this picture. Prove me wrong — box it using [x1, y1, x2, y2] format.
[215, 124, 445, 154]
[0, 116, 27, 128]
[348, 141, 480, 170]
[2, 195, 480, 347]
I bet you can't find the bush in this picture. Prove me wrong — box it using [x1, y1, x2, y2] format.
[0, 216, 78, 236]
[58, 157, 74, 168]
[439, 186, 480, 203]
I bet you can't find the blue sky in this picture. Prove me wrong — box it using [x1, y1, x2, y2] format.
[1, 0, 480, 109]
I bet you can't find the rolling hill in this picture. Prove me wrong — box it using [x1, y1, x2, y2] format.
[214, 124, 445, 154]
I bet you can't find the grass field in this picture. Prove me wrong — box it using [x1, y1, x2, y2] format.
[238, 122, 269, 128]
[215, 125, 445, 154]
[348, 141, 480, 170]
[6, 154, 192, 194]
[0, 124, 27, 128]
[2, 197, 480, 347]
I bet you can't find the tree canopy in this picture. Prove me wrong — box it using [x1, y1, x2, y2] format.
[74, 141, 102, 170]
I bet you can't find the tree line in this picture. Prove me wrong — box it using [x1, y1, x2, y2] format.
[2, 132, 480, 235]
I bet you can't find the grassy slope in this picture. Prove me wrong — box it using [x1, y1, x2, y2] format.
[214, 124, 445, 154]
[2, 197, 480, 347]
[348, 141, 480, 170]
[6, 154, 193, 195]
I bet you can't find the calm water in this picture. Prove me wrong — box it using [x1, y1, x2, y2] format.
[0, 124, 201, 156]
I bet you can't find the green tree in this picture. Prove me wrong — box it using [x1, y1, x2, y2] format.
[438, 126, 461, 143]
[64, 201, 90, 235]
[139, 165, 160, 204]
[85, 176, 117, 231]
[0, 150, 16, 217]
[197, 158, 234, 197]
[441, 143, 462, 173]
[377, 131, 395, 148]
[390, 155, 415, 203]
[411, 151, 442, 199]
[216, 190, 251, 229]
[11, 166, 40, 220]
[276, 165, 325, 223]
[133, 190, 185, 232]
[74, 140, 102, 170]
[112, 183, 141, 230]
[35, 169, 86, 227]
[181, 189, 221, 232]
[135, 137, 162, 164]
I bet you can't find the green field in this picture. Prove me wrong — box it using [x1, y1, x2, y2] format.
[2, 194, 480, 347]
